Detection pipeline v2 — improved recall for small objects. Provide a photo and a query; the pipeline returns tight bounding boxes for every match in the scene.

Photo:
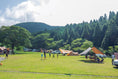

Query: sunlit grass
[0,52,118,79]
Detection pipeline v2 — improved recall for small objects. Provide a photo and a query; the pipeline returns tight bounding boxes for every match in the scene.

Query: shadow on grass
[16,53,28,54]
[113,66,118,69]
[79,60,104,64]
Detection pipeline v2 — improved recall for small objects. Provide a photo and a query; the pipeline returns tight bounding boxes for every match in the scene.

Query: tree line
[0,11,118,55]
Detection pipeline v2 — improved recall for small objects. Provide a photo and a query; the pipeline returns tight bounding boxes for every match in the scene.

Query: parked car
[113,59,118,66]
[52,50,60,54]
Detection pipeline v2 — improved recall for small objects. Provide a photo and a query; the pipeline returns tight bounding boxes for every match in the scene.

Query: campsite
[1,0,118,79]
[0,50,118,79]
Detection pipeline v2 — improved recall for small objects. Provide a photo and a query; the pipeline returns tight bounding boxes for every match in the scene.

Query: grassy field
[0,52,118,79]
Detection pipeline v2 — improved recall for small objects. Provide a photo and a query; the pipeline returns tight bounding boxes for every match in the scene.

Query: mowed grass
[0,52,118,79]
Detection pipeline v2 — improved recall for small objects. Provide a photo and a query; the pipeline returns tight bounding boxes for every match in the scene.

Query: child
[41,53,43,60]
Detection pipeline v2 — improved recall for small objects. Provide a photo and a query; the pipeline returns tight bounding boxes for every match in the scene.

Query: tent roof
[80,47,104,55]
[92,47,104,55]
[0,47,6,50]
[80,47,91,55]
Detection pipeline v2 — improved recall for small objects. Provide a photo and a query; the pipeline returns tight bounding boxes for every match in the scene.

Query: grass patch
[0,52,118,79]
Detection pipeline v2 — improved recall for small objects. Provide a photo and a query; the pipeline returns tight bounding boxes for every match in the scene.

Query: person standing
[44,49,46,59]
[6,48,9,58]
[85,55,88,59]
[57,53,59,58]
[112,53,115,65]
[49,50,51,57]
[53,53,55,58]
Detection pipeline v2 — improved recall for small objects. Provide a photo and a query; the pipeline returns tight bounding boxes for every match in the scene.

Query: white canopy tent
[79,47,91,55]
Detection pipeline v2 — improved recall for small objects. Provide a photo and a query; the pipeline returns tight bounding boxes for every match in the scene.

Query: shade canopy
[92,47,104,55]
[79,47,91,55]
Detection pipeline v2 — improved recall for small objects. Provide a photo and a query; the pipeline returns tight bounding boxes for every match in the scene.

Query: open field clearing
[0,52,118,79]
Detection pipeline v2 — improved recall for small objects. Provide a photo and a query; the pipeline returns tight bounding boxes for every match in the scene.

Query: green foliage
[15,22,62,33]
[1,11,118,54]
[108,46,114,53]
[114,45,118,52]
[81,40,93,49]
[71,38,83,48]
[71,38,93,52]
[32,33,51,49]
[63,44,71,50]
[0,26,31,54]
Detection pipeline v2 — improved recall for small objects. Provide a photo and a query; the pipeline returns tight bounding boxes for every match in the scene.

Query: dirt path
[0,70,118,78]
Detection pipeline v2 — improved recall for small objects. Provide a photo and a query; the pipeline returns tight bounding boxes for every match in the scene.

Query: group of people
[96,56,104,63]
[85,54,104,63]
[40,49,59,60]
[0,48,10,58]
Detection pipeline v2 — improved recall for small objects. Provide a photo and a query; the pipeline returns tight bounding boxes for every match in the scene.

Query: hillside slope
[15,22,62,33]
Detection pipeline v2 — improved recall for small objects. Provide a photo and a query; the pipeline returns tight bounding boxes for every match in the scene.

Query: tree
[109,11,115,20]
[92,23,102,47]
[32,33,51,49]
[114,45,118,52]
[0,26,31,54]
[81,40,93,50]
[71,38,93,52]
[108,46,114,54]
[115,12,118,26]
[51,40,64,50]
[63,44,71,50]
[101,18,118,49]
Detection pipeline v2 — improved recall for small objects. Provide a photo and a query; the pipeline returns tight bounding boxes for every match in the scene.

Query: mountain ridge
[14,22,63,33]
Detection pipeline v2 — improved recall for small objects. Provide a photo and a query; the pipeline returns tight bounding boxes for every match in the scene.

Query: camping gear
[0,63,3,65]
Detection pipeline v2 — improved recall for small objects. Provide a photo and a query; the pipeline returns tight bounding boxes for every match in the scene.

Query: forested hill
[33,11,118,50]
[15,22,63,33]
[15,11,118,50]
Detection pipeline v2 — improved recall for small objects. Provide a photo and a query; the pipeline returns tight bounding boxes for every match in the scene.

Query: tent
[79,47,105,57]
[79,47,91,55]
[59,48,72,54]
[0,47,6,50]
[59,48,78,56]
[0,47,6,54]
[67,51,78,56]
[92,47,104,55]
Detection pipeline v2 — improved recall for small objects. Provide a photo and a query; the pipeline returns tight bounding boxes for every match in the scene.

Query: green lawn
[0,52,118,79]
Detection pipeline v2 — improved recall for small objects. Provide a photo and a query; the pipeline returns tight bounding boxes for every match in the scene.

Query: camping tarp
[92,47,104,55]
[67,52,78,56]
[80,47,91,55]
[59,48,72,54]
[0,47,6,50]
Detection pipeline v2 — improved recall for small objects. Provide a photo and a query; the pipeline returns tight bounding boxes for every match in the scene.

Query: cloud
[0,0,59,26]
[0,0,118,26]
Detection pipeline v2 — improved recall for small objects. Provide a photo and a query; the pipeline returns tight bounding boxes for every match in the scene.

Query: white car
[113,59,118,66]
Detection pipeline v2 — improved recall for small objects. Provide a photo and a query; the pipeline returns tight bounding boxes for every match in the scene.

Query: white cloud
[0,0,118,26]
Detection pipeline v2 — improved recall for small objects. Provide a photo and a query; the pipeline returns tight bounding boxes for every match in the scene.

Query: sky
[0,0,118,26]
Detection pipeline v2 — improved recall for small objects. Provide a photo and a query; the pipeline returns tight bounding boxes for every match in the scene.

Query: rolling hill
[15,22,63,33]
